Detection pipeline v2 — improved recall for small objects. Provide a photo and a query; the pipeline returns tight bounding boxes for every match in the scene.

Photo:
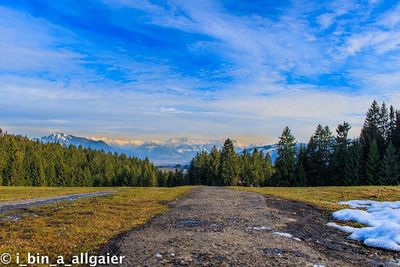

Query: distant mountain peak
[35,133,113,152]
[33,133,278,166]
[166,137,191,145]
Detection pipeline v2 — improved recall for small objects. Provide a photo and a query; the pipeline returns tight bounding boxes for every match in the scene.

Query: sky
[1,0,400,145]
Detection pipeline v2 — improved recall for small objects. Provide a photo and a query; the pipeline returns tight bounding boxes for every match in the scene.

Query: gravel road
[103,187,398,266]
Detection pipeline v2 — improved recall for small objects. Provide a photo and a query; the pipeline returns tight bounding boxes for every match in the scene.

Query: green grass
[0,186,193,263]
[230,186,400,210]
[0,186,110,201]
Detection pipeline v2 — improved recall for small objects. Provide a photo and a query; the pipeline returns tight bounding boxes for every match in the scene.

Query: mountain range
[34,133,279,165]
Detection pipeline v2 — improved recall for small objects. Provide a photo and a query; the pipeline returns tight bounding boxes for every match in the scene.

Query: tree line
[0,131,181,187]
[187,100,400,186]
[1,100,399,187]
[187,141,273,186]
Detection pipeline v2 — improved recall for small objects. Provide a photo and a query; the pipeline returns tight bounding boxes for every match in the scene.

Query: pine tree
[240,149,252,186]
[252,148,265,186]
[365,139,380,185]
[393,110,400,152]
[263,153,274,186]
[295,145,307,186]
[380,142,399,185]
[361,100,381,146]
[388,105,396,143]
[198,152,211,185]
[379,102,389,151]
[187,158,197,185]
[9,149,25,185]
[82,166,93,186]
[28,152,45,186]
[343,140,362,185]
[272,127,297,186]
[219,139,239,186]
[174,168,184,186]
[306,125,334,186]
[360,101,383,178]
[208,146,220,185]
[331,122,351,185]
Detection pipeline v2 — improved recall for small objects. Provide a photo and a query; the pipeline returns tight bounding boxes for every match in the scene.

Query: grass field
[231,186,400,210]
[0,186,193,263]
[0,186,110,201]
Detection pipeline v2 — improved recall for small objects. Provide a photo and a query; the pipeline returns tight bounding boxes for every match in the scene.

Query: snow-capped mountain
[119,139,222,165]
[34,133,281,165]
[34,133,113,152]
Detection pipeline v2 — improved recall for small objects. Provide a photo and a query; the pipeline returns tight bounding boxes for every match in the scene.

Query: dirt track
[103,187,399,266]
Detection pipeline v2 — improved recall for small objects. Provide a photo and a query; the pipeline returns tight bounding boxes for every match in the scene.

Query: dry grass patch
[230,186,400,210]
[0,186,108,201]
[0,186,192,263]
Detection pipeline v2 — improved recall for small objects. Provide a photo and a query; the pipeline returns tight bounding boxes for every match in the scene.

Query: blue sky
[1,0,400,144]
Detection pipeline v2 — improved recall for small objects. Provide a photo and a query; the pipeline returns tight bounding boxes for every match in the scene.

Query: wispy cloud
[0,0,399,144]
[340,2,400,56]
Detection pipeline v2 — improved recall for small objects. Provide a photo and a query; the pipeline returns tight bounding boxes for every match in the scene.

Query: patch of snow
[326,222,356,233]
[253,226,271,231]
[273,232,293,238]
[155,253,162,258]
[273,232,301,241]
[0,215,21,222]
[327,200,400,251]
[338,200,400,210]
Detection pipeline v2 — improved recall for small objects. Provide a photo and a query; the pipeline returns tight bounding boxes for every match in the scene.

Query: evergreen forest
[1,100,399,187]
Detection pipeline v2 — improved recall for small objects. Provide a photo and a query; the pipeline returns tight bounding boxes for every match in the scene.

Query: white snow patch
[155,253,162,258]
[253,226,271,231]
[326,222,356,233]
[327,200,400,251]
[273,232,301,241]
[273,232,293,238]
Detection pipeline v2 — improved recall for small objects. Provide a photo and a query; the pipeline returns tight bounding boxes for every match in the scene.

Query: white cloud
[159,107,193,114]
[0,7,84,75]
[2,1,400,145]
[378,3,400,28]
[340,3,400,56]
[343,30,400,56]
[316,0,358,29]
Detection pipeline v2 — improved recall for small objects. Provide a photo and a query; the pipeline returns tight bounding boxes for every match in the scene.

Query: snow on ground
[253,226,271,231]
[273,232,301,241]
[327,200,400,251]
